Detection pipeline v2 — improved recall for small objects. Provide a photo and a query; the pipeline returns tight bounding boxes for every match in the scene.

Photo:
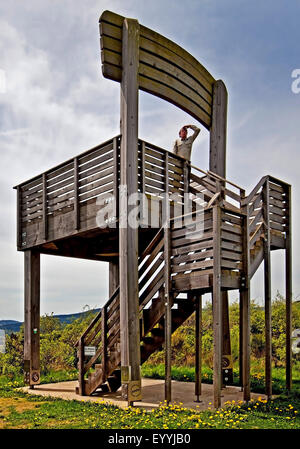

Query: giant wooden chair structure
[14,11,292,408]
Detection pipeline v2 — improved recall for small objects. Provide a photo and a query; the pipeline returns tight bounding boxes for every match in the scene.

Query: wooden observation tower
[14,11,292,408]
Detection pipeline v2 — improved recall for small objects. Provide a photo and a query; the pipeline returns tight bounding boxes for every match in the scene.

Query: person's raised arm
[186,124,200,142]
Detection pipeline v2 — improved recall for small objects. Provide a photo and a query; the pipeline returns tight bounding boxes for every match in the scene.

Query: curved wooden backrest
[99,10,215,130]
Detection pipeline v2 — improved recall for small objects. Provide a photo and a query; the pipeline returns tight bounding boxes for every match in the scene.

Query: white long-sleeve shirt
[172,125,200,161]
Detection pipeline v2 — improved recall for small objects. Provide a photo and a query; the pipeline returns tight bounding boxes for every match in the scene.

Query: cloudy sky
[0,0,299,321]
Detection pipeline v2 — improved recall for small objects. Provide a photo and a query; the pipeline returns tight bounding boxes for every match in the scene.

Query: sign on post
[84,346,96,357]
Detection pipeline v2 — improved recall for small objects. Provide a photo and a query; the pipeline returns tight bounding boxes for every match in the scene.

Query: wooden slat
[269,181,284,194]
[172,232,213,249]
[172,258,213,273]
[47,162,74,182]
[47,176,74,195]
[221,259,241,270]
[222,222,242,236]
[79,175,114,196]
[139,254,164,291]
[269,221,285,232]
[139,239,164,278]
[221,240,242,252]
[139,61,211,116]
[78,150,113,174]
[172,239,214,256]
[79,142,114,166]
[139,270,164,309]
[172,249,213,265]
[269,213,286,224]
[221,250,243,262]
[269,204,286,217]
[79,183,113,203]
[269,197,285,208]
[221,231,242,243]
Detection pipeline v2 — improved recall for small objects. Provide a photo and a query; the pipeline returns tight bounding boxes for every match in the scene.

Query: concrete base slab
[22,378,268,411]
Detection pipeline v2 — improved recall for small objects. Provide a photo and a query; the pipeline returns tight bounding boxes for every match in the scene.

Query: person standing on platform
[172,124,200,161]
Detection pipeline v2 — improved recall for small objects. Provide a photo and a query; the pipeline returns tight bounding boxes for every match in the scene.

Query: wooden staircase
[75,172,290,396]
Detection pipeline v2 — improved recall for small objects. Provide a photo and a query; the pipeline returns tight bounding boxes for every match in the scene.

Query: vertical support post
[113,137,119,223]
[164,150,172,404]
[78,336,85,396]
[241,205,250,402]
[119,17,141,405]
[285,184,292,391]
[164,226,172,404]
[101,307,107,383]
[195,295,202,401]
[109,262,119,297]
[209,84,231,394]
[24,250,40,388]
[239,291,244,389]
[183,160,189,194]
[262,179,272,398]
[140,141,146,225]
[74,157,80,231]
[16,186,22,249]
[239,189,246,390]
[42,173,48,241]
[212,205,222,408]
[222,291,233,386]
[209,80,227,179]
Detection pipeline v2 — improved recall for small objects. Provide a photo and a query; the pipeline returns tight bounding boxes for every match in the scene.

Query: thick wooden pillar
[222,291,233,386]
[24,250,40,387]
[285,185,292,390]
[262,180,272,398]
[212,205,222,408]
[210,80,232,391]
[164,226,172,404]
[239,292,243,389]
[241,208,250,401]
[119,17,141,404]
[109,261,119,296]
[195,295,202,401]
[209,80,227,179]
[241,288,250,401]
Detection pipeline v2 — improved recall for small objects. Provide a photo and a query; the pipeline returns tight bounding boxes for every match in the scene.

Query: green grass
[0,380,299,429]
[0,366,299,429]
[0,369,78,389]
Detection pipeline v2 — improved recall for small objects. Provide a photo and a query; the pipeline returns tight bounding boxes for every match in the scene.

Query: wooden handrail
[241,176,268,206]
[75,286,120,347]
[139,226,164,260]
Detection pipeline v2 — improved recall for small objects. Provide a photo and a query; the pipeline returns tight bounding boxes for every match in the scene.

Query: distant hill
[0,309,101,334]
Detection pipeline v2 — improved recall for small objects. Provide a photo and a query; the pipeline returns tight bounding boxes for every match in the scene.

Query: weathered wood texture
[241,203,250,402]
[195,295,202,400]
[209,80,227,178]
[262,180,272,398]
[24,250,40,386]
[15,134,246,255]
[212,205,222,408]
[119,18,141,401]
[99,10,215,129]
[285,185,292,390]
[164,226,172,403]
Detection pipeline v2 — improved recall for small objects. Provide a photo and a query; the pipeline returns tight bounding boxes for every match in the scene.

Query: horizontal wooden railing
[15,134,246,249]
